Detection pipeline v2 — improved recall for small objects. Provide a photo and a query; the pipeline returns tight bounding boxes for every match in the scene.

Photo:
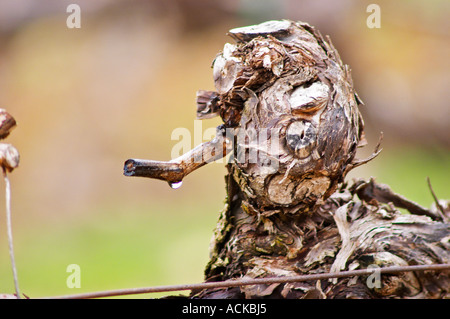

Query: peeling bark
[199,177,449,299]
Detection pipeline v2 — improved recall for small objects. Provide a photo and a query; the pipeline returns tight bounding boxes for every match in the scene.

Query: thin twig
[3,168,20,298]
[344,132,383,175]
[427,177,447,222]
[46,263,450,299]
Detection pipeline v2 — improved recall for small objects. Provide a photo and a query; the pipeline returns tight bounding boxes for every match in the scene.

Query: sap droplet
[168,181,183,189]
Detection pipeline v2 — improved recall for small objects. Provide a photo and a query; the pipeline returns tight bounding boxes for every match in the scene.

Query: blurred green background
[0,0,448,298]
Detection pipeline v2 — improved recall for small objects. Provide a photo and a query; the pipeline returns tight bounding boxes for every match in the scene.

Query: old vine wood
[124,20,449,299]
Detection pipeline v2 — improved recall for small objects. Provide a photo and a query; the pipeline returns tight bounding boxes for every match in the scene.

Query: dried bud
[0,109,17,140]
[0,143,20,172]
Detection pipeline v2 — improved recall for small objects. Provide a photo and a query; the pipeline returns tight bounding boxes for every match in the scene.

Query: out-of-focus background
[0,0,448,298]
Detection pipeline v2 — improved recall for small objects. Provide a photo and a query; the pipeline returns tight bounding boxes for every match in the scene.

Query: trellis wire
[47,263,450,299]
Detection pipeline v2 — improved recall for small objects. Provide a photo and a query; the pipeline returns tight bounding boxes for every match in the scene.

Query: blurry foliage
[0,0,448,297]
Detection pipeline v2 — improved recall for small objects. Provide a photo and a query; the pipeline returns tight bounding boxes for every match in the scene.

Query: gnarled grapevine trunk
[124,20,449,299]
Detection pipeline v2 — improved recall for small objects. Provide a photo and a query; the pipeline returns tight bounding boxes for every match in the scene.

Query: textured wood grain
[124,20,449,299]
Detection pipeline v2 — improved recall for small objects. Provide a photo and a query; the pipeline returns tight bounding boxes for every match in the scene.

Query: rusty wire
[46,263,450,299]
